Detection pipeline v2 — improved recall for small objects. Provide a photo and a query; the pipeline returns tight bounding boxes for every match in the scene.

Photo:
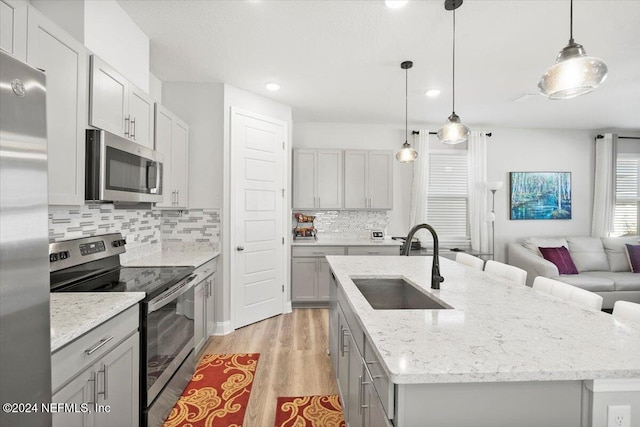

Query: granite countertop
[292,238,403,247]
[123,249,220,268]
[50,293,145,353]
[326,255,640,385]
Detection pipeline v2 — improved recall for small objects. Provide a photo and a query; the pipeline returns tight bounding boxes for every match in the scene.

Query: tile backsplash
[294,210,389,239]
[49,205,221,253]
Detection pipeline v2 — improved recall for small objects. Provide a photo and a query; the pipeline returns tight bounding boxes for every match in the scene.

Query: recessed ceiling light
[265,83,280,91]
[425,89,441,98]
[385,0,408,9]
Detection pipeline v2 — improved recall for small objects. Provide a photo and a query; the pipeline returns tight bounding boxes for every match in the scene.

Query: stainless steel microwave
[85,129,163,203]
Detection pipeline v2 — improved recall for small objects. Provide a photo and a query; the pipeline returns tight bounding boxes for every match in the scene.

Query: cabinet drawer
[346,246,399,256]
[193,258,217,284]
[52,305,139,393]
[292,246,346,257]
[364,337,393,418]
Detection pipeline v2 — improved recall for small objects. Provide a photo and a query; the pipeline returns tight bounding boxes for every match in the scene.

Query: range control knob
[49,253,58,263]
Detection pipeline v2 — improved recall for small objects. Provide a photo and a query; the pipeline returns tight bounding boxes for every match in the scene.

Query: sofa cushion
[552,274,615,292]
[582,271,640,291]
[566,237,609,272]
[626,244,640,273]
[602,237,640,272]
[523,237,568,255]
[539,246,578,274]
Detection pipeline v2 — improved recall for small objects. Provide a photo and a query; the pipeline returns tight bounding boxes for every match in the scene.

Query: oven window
[146,287,194,393]
[106,146,160,194]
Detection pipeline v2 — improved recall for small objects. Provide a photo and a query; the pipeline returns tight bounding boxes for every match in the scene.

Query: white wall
[293,122,413,237]
[148,72,162,103]
[488,127,596,262]
[162,82,224,210]
[84,0,149,91]
[30,0,85,42]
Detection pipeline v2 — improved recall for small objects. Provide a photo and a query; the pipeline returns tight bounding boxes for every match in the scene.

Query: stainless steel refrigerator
[0,49,52,426]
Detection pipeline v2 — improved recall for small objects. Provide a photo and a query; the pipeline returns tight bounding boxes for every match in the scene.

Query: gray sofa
[508,236,640,310]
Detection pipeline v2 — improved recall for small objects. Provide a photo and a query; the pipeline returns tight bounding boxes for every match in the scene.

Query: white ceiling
[118,0,640,130]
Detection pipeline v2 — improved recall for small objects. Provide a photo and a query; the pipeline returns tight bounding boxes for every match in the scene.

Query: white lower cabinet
[52,306,139,427]
[193,258,217,353]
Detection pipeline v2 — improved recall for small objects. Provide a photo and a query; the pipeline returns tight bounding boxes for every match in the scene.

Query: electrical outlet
[607,405,631,427]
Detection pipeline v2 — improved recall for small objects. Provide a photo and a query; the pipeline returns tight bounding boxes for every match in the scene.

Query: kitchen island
[327,255,640,427]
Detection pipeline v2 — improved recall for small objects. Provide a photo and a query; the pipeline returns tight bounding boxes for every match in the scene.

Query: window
[426,151,469,246]
[613,154,640,237]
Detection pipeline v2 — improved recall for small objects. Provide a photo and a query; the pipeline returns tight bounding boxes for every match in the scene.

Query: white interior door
[231,109,285,329]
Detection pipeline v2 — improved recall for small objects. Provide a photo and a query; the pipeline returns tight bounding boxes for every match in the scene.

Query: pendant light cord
[452,7,456,114]
[569,0,574,43]
[405,65,408,143]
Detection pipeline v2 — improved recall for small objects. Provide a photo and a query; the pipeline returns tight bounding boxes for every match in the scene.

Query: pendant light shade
[538,0,607,99]
[438,0,469,145]
[396,60,418,163]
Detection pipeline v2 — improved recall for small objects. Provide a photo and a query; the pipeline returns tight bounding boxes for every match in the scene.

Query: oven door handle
[147,275,196,313]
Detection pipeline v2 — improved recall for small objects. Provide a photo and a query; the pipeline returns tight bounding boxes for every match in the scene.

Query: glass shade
[437,112,469,145]
[538,42,608,100]
[395,141,418,163]
[487,181,503,191]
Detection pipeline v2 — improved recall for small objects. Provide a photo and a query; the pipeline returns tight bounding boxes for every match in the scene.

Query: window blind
[426,152,469,245]
[613,156,640,237]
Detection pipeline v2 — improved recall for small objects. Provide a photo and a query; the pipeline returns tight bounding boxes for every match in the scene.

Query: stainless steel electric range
[49,233,196,427]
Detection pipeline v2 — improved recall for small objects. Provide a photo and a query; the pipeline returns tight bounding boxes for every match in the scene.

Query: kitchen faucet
[401,224,444,290]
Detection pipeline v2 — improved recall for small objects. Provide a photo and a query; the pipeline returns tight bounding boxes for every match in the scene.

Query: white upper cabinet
[344,150,393,210]
[292,149,343,210]
[26,5,87,206]
[0,0,27,61]
[90,55,154,149]
[154,104,189,209]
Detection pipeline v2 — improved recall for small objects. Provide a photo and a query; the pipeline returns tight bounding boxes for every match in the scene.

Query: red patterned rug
[163,353,259,427]
[275,395,346,427]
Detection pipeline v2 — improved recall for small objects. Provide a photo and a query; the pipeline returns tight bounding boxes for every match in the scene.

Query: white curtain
[591,133,617,237]
[468,131,490,252]
[409,130,430,241]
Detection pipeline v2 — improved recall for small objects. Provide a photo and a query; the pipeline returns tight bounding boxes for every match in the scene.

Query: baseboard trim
[213,320,233,336]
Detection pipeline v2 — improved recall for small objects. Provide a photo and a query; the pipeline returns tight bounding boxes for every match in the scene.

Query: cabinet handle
[85,336,114,355]
[358,375,364,414]
[98,364,108,400]
[340,328,349,356]
[87,371,96,405]
[312,251,325,255]
[124,115,130,136]
[131,117,136,140]
[318,197,321,208]
[177,190,180,206]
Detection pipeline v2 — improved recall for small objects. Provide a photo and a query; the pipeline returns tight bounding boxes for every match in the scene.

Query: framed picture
[510,172,571,220]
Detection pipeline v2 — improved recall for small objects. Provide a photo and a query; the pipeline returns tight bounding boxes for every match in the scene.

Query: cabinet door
[364,377,392,427]
[317,259,331,301]
[27,6,87,206]
[90,55,129,138]
[205,275,216,337]
[128,85,154,149]
[336,309,350,420]
[368,151,393,209]
[52,368,94,427]
[348,333,364,427]
[317,150,343,209]
[344,150,368,209]
[194,282,206,353]
[328,272,339,374]
[94,332,139,427]
[0,0,27,61]
[292,149,317,209]
[154,105,173,207]
[291,258,317,302]
[172,119,189,208]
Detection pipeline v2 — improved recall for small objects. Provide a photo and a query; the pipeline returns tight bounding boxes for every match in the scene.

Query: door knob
[236,246,245,252]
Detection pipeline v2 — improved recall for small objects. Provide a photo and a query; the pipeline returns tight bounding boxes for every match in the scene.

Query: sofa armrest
[507,243,559,286]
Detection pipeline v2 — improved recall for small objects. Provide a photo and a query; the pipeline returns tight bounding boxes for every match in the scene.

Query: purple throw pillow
[625,244,640,273]
[538,246,579,275]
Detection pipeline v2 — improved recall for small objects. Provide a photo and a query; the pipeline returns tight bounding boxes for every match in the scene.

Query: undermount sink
[352,278,452,310]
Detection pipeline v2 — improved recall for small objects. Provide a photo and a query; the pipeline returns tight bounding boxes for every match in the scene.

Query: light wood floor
[200,308,339,426]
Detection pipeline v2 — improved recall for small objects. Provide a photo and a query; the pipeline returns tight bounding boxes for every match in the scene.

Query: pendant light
[396,60,418,163]
[437,0,469,145]
[538,0,608,99]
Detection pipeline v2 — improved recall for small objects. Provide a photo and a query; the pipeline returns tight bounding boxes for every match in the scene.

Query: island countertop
[326,255,640,384]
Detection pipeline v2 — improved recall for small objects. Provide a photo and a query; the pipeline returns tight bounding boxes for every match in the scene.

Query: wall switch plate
[607,405,631,427]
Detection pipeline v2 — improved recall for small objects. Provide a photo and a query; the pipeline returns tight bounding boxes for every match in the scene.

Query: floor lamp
[487,181,503,260]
